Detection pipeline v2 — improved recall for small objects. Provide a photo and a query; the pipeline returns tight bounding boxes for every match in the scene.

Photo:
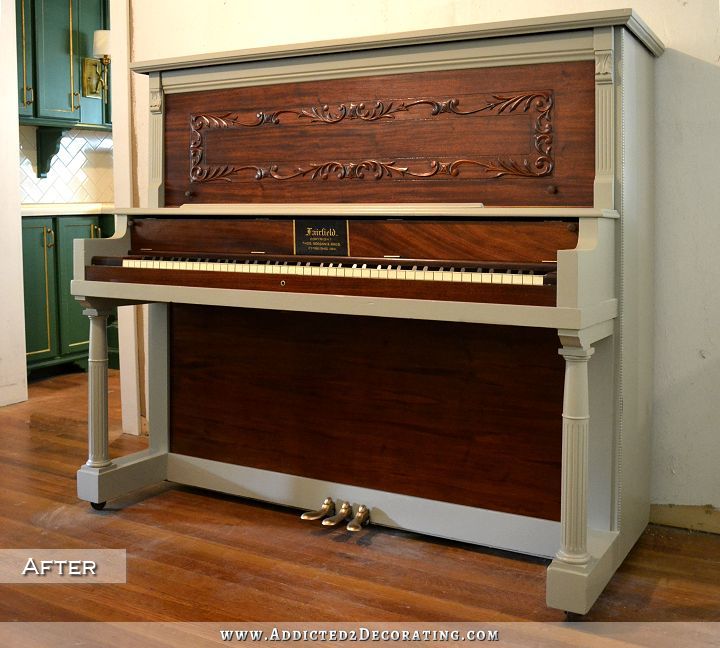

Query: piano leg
[77,304,167,508]
[556,346,594,566]
[84,308,113,470]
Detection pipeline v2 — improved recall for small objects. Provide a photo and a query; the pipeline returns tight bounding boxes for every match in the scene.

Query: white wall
[128,0,720,508]
[0,0,29,406]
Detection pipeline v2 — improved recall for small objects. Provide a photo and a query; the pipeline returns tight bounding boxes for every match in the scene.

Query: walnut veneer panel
[169,305,563,520]
[164,62,595,207]
[129,218,578,263]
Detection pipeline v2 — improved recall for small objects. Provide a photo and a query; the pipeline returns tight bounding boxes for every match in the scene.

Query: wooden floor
[0,370,719,622]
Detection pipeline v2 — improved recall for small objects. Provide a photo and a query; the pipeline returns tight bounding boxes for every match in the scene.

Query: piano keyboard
[120,257,551,286]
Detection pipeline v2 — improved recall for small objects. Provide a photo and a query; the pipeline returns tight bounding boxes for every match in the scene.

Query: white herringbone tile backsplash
[19,126,113,203]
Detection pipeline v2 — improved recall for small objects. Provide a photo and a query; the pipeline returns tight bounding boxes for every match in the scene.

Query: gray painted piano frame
[72,10,661,613]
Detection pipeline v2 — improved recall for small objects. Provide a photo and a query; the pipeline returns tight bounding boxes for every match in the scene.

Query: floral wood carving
[189,92,554,183]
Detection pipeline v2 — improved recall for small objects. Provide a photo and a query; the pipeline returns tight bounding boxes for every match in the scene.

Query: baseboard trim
[650,504,720,535]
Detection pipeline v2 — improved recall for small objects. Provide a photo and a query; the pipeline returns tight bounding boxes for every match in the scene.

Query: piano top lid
[130,8,663,75]
[109,204,615,219]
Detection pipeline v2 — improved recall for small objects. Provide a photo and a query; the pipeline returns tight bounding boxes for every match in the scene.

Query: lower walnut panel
[169,305,563,521]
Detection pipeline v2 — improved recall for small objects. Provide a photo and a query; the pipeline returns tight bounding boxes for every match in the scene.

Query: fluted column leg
[85,309,112,468]
[556,346,594,566]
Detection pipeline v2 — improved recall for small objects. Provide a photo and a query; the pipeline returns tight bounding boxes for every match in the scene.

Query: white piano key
[533,275,544,286]
[481,273,494,284]
[522,274,533,286]
[461,272,472,282]
[491,273,503,284]
[501,273,513,284]
[511,274,523,285]
[452,272,464,283]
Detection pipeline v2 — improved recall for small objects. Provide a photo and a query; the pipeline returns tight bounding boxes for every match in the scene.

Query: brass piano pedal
[346,504,370,532]
[300,497,335,521]
[321,500,353,526]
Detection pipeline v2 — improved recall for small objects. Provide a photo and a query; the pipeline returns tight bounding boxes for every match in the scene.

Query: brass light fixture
[82,30,110,102]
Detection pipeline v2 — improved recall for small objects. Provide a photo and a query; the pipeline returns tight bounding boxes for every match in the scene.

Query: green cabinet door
[57,216,99,355]
[22,218,59,362]
[16,0,35,118]
[34,0,81,123]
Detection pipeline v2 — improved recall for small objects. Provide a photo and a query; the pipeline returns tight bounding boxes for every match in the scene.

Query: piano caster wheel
[346,504,370,532]
[564,611,585,622]
[90,501,106,511]
[322,501,353,526]
[300,497,335,521]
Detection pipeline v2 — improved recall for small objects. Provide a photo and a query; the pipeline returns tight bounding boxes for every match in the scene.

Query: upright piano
[72,10,662,613]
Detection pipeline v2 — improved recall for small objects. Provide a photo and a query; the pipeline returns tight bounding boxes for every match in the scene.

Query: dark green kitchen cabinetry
[22,215,118,372]
[22,218,58,364]
[16,0,35,119]
[17,0,110,129]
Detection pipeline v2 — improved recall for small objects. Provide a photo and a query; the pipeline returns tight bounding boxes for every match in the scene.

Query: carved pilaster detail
[149,89,163,114]
[594,50,615,208]
[556,347,594,566]
[189,91,554,184]
[595,50,614,85]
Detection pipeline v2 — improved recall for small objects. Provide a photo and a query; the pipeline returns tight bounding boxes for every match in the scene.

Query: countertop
[21,203,115,217]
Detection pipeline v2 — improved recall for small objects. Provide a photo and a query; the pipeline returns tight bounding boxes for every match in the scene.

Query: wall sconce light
[82,30,111,102]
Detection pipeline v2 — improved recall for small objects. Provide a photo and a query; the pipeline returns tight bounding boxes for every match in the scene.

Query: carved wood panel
[164,61,595,206]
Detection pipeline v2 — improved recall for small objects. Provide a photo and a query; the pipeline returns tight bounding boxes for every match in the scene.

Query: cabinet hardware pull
[46,229,56,248]
[21,0,31,107]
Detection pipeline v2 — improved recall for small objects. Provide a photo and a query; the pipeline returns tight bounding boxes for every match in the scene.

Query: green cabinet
[56,217,100,356]
[22,218,58,363]
[17,0,110,128]
[22,215,118,372]
[16,0,35,119]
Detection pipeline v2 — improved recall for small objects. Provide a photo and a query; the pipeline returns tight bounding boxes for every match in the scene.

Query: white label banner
[0,549,126,583]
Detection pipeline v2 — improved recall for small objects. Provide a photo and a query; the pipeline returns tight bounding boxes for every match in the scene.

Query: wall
[127,0,720,509]
[0,0,28,406]
[19,126,114,203]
